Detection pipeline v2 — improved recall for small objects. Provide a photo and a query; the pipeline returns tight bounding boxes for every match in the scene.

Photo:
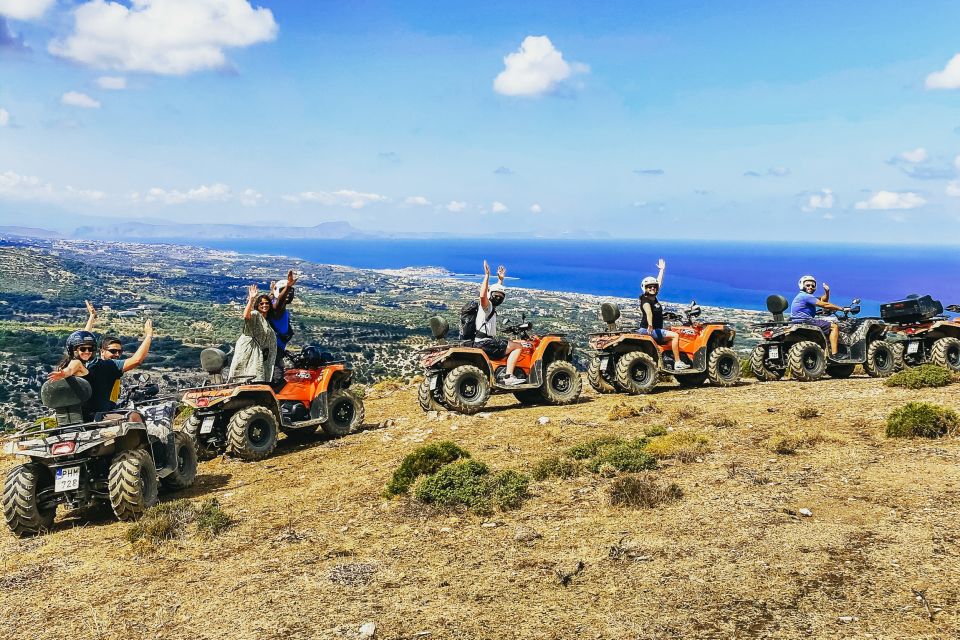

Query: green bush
[385,441,471,497]
[490,470,530,510]
[127,497,232,549]
[531,456,582,481]
[644,424,668,437]
[565,436,625,460]
[587,443,656,473]
[740,357,755,379]
[886,402,959,439]
[885,365,954,390]
[195,498,233,538]
[415,459,493,513]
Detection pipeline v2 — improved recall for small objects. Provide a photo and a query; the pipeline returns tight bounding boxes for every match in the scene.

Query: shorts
[476,337,509,360]
[638,328,669,343]
[793,317,833,335]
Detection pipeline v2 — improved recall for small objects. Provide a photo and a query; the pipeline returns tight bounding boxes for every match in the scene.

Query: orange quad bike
[587,301,740,394]
[880,296,960,372]
[180,345,364,461]
[417,315,582,415]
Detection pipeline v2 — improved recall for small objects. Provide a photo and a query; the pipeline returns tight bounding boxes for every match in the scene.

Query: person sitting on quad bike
[474,261,525,386]
[268,269,298,386]
[791,275,843,355]
[229,285,278,383]
[639,258,690,371]
[47,319,154,420]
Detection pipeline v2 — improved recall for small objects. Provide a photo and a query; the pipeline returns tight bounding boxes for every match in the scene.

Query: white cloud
[0,108,8,127]
[282,189,387,209]
[96,76,127,90]
[899,147,928,163]
[404,195,430,206]
[854,191,926,210]
[493,35,587,97]
[445,200,467,212]
[145,183,231,204]
[49,0,278,76]
[926,54,960,90]
[530,203,542,214]
[491,201,508,213]
[239,188,263,207]
[802,188,834,212]
[0,170,105,203]
[946,182,960,197]
[0,0,55,20]
[61,91,101,109]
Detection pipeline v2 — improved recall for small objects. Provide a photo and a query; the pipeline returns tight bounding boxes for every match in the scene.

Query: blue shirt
[791,292,819,320]
[269,309,292,348]
[82,358,127,415]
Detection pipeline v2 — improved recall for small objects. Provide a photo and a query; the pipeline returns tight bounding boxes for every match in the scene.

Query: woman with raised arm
[639,258,689,371]
[228,285,278,383]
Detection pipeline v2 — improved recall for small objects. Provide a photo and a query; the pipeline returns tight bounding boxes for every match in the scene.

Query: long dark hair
[255,294,275,319]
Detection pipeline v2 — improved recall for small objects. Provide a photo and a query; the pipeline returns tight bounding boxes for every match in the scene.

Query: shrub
[885,365,954,390]
[490,470,530,510]
[195,498,233,538]
[643,430,712,462]
[886,402,960,439]
[795,407,820,420]
[608,400,659,421]
[644,424,668,437]
[587,443,656,473]
[565,436,625,460]
[609,474,683,508]
[740,358,754,379]
[128,498,232,549]
[531,456,582,481]
[415,460,492,512]
[385,441,471,497]
[675,406,701,420]
[767,429,842,454]
[711,417,738,429]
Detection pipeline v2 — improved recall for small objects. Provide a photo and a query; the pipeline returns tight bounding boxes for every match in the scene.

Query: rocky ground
[1,374,958,640]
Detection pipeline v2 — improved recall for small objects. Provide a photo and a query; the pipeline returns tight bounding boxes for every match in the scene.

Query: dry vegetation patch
[609,473,684,508]
[886,402,959,439]
[885,365,955,389]
[643,429,713,461]
[767,428,845,454]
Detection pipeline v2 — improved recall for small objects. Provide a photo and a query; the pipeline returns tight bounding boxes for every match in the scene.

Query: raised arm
[47,359,88,381]
[479,260,491,308]
[83,300,97,332]
[655,258,666,287]
[122,319,153,372]
[243,284,258,320]
[274,269,298,314]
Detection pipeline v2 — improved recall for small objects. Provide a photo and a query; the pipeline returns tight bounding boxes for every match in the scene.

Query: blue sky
[2,0,960,241]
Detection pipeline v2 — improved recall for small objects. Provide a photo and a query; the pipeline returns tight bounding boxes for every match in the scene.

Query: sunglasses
[645,284,659,289]
[76,346,95,353]
[804,283,816,288]
[105,348,123,355]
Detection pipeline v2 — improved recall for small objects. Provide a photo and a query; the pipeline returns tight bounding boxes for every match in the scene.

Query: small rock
[440,527,452,533]
[339,525,349,532]
[426,411,438,421]
[477,412,492,419]
[799,508,813,517]
[513,527,542,542]
[481,522,498,528]
[379,418,396,428]
[836,616,858,623]
[537,416,550,425]
[359,621,377,638]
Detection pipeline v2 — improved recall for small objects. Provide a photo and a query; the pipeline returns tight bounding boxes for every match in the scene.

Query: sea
[152,238,959,316]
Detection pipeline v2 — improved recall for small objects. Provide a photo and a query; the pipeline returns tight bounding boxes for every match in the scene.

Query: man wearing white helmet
[267,269,298,385]
[790,275,843,355]
[476,260,524,385]
[639,258,690,370]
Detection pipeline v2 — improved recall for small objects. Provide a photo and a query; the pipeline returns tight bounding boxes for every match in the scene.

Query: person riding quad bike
[638,259,690,372]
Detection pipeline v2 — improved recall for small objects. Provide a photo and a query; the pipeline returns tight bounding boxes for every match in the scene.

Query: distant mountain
[72,220,367,240]
[0,226,64,239]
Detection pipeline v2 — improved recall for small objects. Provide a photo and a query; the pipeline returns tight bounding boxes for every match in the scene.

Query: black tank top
[639,293,663,330]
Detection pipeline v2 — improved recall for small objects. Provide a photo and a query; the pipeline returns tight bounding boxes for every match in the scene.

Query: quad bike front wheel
[586,357,616,394]
[108,449,159,521]
[442,364,491,414]
[418,377,446,412]
[787,341,827,382]
[160,431,198,491]
[614,351,659,394]
[826,364,856,379]
[749,344,784,381]
[182,414,219,461]
[707,347,741,387]
[2,464,56,537]
[226,405,279,461]
[540,360,582,405]
[322,390,365,437]
[931,337,960,372]
[864,340,899,378]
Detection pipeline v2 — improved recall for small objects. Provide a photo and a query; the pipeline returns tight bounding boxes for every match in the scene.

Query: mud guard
[309,392,329,422]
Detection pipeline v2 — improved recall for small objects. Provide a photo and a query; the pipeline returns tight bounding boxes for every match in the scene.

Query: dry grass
[767,428,846,454]
[643,429,713,462]
[609,473,684,508]
[607,399,659,420]
[1,376,960,639]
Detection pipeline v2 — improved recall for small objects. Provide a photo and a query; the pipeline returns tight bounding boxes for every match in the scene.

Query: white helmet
[489,283,506,296]
[641,276,659,290]
[798,275,817,290]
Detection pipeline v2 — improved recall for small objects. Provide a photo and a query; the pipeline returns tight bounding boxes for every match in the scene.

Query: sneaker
[673,361,691,371]
[501,375,525,386]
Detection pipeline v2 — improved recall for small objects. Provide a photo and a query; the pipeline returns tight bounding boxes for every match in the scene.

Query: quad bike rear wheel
[707,347,741,387]
[182,414,219,461]
[2,464,55,537]
[108,448,159,521]
[442,364,490,414]
[586,357,616,394]
[160,431,198,491]
[540,360,582,405]
[864,340,899,378]
[322,390,365,437]
[749,344,783,381]
[826,364,856,379]
[418,377,446,411]
[614,351,659,394]
[787,341,826,382]
[226,405,278,461]
[931,337,960,372]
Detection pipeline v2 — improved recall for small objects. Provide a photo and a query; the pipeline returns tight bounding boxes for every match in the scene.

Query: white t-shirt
[475,299,498,339]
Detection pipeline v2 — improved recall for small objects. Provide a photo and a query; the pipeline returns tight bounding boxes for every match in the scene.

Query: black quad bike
[2,376,197,537]
[750,295,900,382]
[881,295,960,372]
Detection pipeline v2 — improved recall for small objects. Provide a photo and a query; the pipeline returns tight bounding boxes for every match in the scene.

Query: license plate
[768,345,780,359]
[906,342,919,354]
[55,466,80,492]
[200,416,215,434]
[429,376,438,390]
[600,357,610,369]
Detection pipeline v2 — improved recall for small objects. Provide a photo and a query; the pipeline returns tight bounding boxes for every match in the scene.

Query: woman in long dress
[228,284,278,382]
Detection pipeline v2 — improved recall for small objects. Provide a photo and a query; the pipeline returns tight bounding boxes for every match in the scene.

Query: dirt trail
[1,376,959,640]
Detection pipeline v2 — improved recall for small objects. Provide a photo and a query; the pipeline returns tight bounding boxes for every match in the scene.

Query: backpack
[459,301,495,340]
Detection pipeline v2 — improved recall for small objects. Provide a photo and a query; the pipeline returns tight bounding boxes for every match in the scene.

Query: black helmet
[66,330,97,350]
[299,345,323,368]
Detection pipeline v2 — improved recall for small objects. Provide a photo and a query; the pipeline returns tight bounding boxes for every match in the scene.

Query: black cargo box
[880,295,943,323]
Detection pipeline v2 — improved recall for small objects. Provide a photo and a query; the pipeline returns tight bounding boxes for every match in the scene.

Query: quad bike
[180,345,364,461]
[587,301,740,394]
[2,375,197,537]
[750,295,899,382]
[417,315,582,414]
[880,295,960,372]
